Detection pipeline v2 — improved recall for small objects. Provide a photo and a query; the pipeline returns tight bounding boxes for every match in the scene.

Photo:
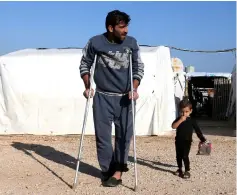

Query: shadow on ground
[128,156,176,174]
[11,142,101,188]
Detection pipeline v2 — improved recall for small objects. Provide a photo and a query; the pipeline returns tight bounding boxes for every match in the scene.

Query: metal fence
[212,77,231,120]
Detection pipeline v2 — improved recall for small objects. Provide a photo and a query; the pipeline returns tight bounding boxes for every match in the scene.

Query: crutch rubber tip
[134,186,138,192]
[72,183,77,190]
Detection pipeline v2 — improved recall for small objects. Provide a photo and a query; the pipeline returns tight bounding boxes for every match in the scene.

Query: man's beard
[114,33,126,43]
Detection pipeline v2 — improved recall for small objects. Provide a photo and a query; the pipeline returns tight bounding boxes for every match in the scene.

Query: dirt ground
[0,122,236,195]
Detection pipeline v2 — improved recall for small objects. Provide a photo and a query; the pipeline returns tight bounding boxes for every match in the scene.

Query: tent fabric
[0,46,176,136]
[173,72,186,117]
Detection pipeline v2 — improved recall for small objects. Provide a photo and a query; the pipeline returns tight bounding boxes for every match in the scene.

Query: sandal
[102,176,122,187]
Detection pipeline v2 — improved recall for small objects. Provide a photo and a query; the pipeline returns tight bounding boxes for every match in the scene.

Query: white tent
[0,46,176,136]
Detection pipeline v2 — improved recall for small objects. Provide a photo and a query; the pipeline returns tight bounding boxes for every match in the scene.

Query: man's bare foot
[112,171,122,180]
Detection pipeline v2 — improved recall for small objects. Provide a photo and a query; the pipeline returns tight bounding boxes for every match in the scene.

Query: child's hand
[180,116,187,121]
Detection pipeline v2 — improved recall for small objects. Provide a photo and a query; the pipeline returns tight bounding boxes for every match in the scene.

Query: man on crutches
[78,10,144,188]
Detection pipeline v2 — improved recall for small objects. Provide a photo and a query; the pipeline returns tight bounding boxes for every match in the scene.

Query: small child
[172,98,206,179]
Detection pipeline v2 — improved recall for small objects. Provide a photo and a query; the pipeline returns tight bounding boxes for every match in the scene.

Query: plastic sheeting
[0,46,176,135]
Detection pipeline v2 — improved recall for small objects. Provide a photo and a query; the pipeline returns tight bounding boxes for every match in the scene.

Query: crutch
[125,48,138,191]
[72,55,97,190]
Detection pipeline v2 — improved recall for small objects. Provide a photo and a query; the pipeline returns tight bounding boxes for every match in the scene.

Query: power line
[34,45,237,54]
[140,44,236,53]
[166,46,236,53]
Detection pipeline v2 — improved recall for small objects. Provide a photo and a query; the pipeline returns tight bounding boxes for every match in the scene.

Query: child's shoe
[173,169,183,177]
[183,171,191,179]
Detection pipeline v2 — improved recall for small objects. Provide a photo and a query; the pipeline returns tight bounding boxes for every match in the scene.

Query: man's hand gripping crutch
[72,55,97,190]
[125,48,138,192]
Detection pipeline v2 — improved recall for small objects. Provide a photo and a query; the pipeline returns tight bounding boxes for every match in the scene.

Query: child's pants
[93,92,133,173]
[175,140,192,171]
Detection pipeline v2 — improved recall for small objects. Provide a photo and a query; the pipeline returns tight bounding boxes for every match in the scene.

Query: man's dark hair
[179,97,193,109]
[105,10,131,31]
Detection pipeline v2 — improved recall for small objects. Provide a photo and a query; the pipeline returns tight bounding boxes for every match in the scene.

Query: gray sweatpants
[92,91,133,173]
